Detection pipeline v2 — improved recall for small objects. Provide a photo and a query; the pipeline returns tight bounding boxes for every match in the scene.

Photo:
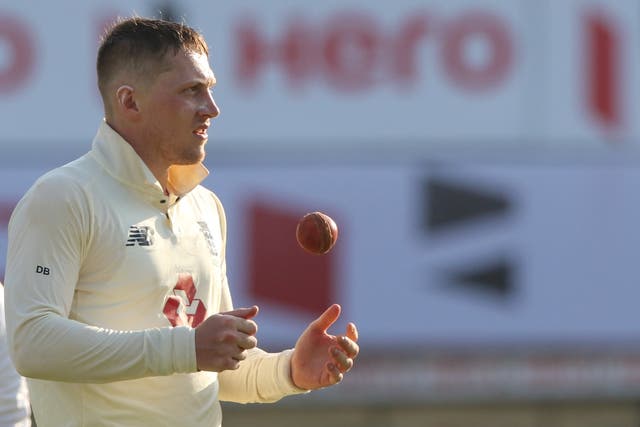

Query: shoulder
[10,155,96,226]
[190,185,225,212]
[188,185,227,235]
[28,154,96,196]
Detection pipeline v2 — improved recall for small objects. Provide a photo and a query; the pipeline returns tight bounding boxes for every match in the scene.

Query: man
[4,17,358,426]
[0,284,31,427]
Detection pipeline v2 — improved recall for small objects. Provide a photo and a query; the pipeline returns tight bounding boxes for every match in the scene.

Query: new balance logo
[125,225,154,247]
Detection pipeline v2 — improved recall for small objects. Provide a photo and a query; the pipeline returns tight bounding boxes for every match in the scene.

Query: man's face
[137,50,219,166]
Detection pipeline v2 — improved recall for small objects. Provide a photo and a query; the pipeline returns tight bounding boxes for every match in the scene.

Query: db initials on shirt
[35,265,50,275]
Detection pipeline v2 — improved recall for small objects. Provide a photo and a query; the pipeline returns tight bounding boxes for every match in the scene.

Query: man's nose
[201,93,220,119]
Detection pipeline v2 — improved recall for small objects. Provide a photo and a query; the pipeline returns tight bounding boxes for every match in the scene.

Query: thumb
[311,304,341,333]
[222,305,259,320]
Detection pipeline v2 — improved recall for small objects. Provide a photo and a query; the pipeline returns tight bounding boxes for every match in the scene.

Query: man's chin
[175,151,206,165]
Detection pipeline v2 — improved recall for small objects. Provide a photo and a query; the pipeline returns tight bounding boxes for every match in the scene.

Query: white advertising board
[1,0,639,156]
[3,155,640,351]
[212,160,640,349]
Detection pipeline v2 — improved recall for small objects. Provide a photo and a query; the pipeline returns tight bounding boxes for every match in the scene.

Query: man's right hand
[194,306,259,372]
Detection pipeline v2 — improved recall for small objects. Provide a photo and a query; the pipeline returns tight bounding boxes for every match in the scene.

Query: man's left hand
[290,304,359,390]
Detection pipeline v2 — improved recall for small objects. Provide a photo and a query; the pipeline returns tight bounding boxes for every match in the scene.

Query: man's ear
[115,85,139,117]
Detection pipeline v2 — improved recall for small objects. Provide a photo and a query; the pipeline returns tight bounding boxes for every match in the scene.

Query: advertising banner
[3,157,640,351]
[1,0,639,157]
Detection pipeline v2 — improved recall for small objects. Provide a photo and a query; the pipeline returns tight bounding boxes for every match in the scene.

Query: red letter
[235,17,315,89]
[392,13,430,86]
[586,11,620,128]
[0,15,35,94]
[322,12,380,91]
[441,11,512,91]
[235,19,268,87]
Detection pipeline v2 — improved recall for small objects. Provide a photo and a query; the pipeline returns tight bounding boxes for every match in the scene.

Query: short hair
[97,17,209,100]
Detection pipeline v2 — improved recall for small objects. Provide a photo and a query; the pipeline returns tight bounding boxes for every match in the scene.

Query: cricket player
[4,17,358,427]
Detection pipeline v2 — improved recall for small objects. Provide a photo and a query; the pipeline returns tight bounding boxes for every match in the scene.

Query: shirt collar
[90,120,209,198]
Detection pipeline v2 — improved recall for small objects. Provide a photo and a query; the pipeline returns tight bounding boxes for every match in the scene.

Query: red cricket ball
[295,211,338,255]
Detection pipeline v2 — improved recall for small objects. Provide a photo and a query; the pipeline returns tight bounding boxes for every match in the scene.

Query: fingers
[311,304,341,333]
[222,305,259,320]
[329,332,359,375]
[229,318,258,365]
[346,322,358,342]
[342,329,359,359]
[326,362,343,385]
[331,346,354,372]
[221,306,259,335]
[230,334,258,366]
[236,334,258,351]
[236,318,258,336]
[194,307,260,372]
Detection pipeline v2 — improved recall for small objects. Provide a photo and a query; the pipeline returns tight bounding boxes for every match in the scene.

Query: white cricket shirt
[4,122,303,427]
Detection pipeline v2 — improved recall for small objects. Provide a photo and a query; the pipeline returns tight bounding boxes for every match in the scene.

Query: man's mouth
[193,124,209,138]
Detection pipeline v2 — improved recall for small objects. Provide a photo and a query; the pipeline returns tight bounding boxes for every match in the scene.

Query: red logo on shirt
[163,274,207,327]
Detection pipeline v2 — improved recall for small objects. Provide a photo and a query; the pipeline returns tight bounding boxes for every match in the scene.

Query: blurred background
[3,0,640,426]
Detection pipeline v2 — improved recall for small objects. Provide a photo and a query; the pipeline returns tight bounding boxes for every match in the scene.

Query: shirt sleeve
[209,192,308,403]
[217,348,308,403]
[4,173,197,383]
